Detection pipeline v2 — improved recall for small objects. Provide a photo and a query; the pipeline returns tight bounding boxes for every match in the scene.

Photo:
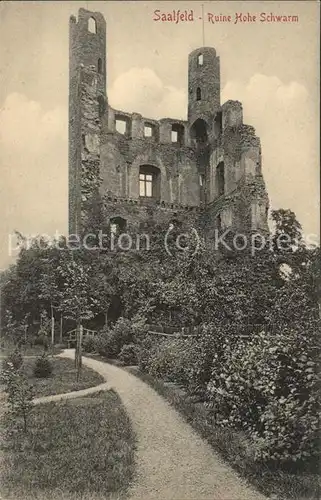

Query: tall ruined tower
[188,47,221,207]
[68,8,269,245]
[188,47,220,124]
[69,8,107,235]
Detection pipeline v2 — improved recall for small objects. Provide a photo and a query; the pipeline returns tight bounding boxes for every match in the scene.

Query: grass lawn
[22,357,105,397]
[0,390,136,500]
[126,366,320,500]
[0,343,63,357]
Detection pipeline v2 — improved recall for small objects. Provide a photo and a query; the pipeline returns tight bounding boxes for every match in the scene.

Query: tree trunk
[60,314,63,344]
[76,323,83,382]
[75,322,80,370]
[51,304,55,356]
[79,324,83,370]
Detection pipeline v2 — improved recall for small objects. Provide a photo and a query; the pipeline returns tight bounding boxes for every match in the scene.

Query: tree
[271,208,303,254]
[1,362,34,433]
[58,251,98,380]
[89,254,117,326]
[39,255,61,350]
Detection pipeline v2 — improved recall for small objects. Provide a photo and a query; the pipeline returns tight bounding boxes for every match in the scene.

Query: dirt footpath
[61,350,267,500]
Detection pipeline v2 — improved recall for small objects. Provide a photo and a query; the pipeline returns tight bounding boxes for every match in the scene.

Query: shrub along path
[61,349,267,500]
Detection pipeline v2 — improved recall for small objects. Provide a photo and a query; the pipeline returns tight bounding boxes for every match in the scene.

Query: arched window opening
[197,54,203,66]
[139,165,161,201]
[214,111,222,137]
[216,162,225,197]
[196,87,201,101]
[98,58,102,74]
[110,217,127,236]
[171,123,185,146]
[88,17,97,34]
[98,95,106,117]
[190,118,208,144]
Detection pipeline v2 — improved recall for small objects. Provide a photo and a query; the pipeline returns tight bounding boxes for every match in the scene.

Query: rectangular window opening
[139,181,145,196]
[139,173,153,197]
[171,124,185,145]
[171,130,178,143]
[144,125,153,137]
[115,119,127,135]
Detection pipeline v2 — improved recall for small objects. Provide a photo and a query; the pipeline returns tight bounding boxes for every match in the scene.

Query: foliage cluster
[1,208,320,467]
[119,343,139,365]
[140,319,320,464]
[89,315,148,360]
[3,348,23,371]
[33,354,53,378]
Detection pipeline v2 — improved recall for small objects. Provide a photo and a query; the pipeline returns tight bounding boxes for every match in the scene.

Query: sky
[0,0,320,268]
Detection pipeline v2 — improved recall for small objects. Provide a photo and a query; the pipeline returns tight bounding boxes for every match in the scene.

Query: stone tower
[69,8,269,245]
[69,9,107,235]
[188,47,220,123]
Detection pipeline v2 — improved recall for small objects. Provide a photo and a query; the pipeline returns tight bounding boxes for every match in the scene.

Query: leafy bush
[3,348,23,371]
[131,314,149,342]
[93,328,117,357]
[205,325,320,463]
[95,316,147,359]
[184,324,224,395]
[111,317,134,354]
[140,337,195,386]
[138,322,320,465]
[137,336,155,372]
[119,343,138,365]
[140,324,221,394]
[34,334,49,350]
[33,354,53,378]
[82,335,96,353]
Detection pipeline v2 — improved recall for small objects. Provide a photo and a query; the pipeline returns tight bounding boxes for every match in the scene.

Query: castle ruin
[69,8,269,242]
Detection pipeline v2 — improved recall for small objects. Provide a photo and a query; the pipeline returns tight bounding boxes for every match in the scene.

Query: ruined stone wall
[204,100,269,237]
[102,197,200,230]
[100,107,200,209]
[68,8,270,239]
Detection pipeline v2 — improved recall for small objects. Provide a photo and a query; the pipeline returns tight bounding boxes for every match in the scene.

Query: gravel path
[60,350,267,500]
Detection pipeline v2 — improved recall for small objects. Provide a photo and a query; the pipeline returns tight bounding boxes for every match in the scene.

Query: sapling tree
[1,363,34,434]
[58,251,98,380]
[39,256,61,352]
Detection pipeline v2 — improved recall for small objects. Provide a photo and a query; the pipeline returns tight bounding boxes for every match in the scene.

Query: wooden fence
[65,323,312,346]
[66,328,99,348]
[145,323,288,339]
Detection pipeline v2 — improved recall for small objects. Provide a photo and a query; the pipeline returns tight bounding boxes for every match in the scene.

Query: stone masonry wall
[69,8,270,240]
